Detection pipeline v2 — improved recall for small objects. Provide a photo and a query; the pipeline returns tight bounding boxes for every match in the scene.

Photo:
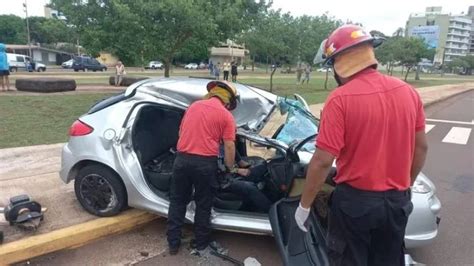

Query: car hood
[126,78,278,132]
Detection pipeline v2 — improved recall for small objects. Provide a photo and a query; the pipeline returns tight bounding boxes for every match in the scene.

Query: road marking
[425,124,435,133]
[442,127,472,145]
[426,118,474,126]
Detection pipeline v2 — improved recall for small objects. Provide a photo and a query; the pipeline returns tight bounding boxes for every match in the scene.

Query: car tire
[74,69,79,72]
[74,164,127,217]
[10,67,17,72]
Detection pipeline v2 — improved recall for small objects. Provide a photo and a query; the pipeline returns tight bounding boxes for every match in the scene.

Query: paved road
[410,90,474,265]
[21,91,473,266]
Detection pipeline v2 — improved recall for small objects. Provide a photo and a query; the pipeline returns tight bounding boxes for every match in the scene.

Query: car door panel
[269,197,329,266]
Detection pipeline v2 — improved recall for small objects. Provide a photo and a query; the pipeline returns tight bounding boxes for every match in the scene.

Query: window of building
[426,20,435,26]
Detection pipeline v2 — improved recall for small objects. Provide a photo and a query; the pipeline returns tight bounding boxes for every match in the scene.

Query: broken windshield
[274,98,319,152]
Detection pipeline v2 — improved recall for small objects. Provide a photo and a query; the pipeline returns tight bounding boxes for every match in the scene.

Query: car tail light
[69,120,94,136]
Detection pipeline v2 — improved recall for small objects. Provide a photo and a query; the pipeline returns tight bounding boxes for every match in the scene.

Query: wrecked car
[60,77,441,264]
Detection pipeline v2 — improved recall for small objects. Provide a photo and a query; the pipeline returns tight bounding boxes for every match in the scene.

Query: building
[406,6,473,64]
[5,44,73,65]
[468,6,474,54]
[209,40,249,65]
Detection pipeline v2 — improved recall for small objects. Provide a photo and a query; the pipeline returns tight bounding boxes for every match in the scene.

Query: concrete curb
[422,87,474,108]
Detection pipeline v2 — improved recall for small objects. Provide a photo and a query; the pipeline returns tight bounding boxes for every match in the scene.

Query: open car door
[269,197,329,266]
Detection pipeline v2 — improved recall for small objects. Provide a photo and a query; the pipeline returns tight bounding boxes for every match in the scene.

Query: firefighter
[295,25,428,266]
[167,80,239,256]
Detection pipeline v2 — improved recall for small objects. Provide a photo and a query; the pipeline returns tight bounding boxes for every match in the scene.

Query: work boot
[169,245,180,255]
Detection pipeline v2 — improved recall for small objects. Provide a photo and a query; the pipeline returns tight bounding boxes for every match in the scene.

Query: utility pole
[23,0,32,58]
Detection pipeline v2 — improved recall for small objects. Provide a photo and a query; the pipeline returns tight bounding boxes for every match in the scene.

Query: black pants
[223,71,229,81]
[327,184,412,266]
[167,153,218,250]
[225,163,271,213]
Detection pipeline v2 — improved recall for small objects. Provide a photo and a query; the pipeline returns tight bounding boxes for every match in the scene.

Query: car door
[269,197,329,266]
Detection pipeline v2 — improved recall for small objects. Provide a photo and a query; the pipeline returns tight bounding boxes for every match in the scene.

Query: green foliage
[0,15,27,44]
[376,36,435,80]
[51,0,268,76]
[240,11,340,66]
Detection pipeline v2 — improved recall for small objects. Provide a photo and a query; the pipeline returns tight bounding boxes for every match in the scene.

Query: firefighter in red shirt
[295,25,428,265]
[167,80,239,255]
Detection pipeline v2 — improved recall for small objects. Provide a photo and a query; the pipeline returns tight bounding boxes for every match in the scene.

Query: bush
[15,78,76,93]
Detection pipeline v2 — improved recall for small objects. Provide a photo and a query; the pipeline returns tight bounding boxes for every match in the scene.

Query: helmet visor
[313,39,327,65]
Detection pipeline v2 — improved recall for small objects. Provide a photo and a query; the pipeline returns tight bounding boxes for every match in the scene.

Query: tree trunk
[270,66,277,92]
[324,69,329,90]
[401,66,404,76]
[404,66,412,81]
[164,59,171,77]
[415,65,420,80]
[252,55,255,72]
[266,56,269,74]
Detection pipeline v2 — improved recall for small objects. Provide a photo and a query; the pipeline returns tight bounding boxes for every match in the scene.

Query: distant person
[231,61,238,82]
[213,62,221,80]
[296,62,303,84]
[0,43,11,91]
[209,61,214,75]
[223,60,230,81]
[301,64,311,84]
[115,61,126,86]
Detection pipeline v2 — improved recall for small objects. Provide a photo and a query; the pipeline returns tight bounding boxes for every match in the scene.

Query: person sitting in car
[221,150,272,213]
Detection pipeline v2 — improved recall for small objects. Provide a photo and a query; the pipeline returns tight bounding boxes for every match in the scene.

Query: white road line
[442,127,472,145]
[426,118,474,126]
[425,124,435,133]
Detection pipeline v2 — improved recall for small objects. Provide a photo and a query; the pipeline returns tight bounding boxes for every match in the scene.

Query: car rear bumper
[59,144,74,183]
[405,193,441,248]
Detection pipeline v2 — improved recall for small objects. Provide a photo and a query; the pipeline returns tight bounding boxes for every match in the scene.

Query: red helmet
[322,24,383,66]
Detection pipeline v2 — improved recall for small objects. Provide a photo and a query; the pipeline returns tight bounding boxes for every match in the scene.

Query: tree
[396,37,435,81]
[0,15,27,44]
[51,0,268,76]
[28,16,74,44]
[447,57,469,73]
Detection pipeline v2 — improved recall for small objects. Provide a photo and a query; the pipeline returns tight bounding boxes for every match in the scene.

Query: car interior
[132,104,337,215]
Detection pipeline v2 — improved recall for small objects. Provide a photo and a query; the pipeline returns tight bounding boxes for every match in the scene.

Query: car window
[16,56,24,62]
[275,98,319,152]
[91,59,99,65]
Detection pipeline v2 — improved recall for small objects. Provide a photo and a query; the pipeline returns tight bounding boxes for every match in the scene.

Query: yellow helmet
[206,80,239,110]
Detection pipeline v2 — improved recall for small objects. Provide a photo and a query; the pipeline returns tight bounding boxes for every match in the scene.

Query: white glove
[295,202,310,232]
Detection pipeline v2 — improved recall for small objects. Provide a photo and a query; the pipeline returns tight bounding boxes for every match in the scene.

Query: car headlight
[411,179,432,194]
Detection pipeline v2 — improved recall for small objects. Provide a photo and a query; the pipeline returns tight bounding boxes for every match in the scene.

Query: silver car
[60,78,441,264]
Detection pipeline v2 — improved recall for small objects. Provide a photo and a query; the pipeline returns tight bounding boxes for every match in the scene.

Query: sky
[0,0,472,35]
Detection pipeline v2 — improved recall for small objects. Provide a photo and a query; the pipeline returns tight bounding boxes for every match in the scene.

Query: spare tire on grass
[109,76,149,86]
[16,78,76,93]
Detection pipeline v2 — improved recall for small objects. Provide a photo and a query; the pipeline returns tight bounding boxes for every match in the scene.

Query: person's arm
[223,140,236,170]
[410,131,428,185]
[222,112,237,170]
[411,93,428,185]
[300,149,335,208]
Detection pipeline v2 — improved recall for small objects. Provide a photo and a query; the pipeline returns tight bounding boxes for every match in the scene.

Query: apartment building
[406,6,472,64]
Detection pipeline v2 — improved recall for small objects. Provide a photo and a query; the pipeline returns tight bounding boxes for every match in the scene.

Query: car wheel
[74,69,79,72]
[74,164,127,217]
[10,67,17,72]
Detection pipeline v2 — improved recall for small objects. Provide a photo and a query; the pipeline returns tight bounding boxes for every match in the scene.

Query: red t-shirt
[177,97,236,156]
[316,68,425,191]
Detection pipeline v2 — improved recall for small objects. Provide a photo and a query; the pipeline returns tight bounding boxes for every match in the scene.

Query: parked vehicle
[145,61,163,70]
[60,78,441,264]
[184,63,198,69]
[72,56,107,72]
[7,53,47,72]
[61,59,74,69]
[316,67,332,72]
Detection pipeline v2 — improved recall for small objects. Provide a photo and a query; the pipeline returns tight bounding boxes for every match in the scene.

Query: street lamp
[23,0,32,58]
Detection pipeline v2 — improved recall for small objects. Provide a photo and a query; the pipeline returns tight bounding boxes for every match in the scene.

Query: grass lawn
[0,93,114,148]
[1,70,473,149]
